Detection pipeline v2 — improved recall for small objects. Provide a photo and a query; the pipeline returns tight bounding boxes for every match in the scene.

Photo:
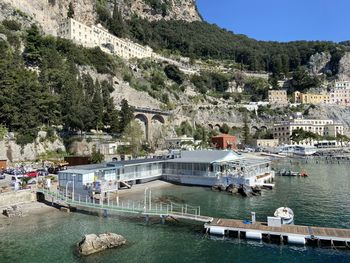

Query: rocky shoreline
[212,184,263,197]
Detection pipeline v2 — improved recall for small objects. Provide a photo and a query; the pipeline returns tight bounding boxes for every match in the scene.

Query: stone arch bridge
[206,122,270,133]
[133,107,172,141]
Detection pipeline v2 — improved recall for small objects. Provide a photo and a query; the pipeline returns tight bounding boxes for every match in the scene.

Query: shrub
[2,20,22,31]
[164,64,184,85]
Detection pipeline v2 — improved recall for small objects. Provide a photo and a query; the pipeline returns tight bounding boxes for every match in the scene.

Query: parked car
[36,169,48,176]
[27,178,37,185]
[24,171,38,178]
[0,173,5,179]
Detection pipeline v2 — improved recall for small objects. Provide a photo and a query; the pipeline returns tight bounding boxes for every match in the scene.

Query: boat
[278,145,317,156]
[277,169,308,177]
[274,207,294,225]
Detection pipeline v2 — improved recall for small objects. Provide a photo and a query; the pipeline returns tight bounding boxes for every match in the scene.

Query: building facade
[253,139,279,148]
[211,134,237,150]
[164,136,195,150]
[58,150,275,200]
[293,91,330,105]
[273,117,344,146]
[329,81,350,106]
[58,18,153,60]
[268,90,288,105]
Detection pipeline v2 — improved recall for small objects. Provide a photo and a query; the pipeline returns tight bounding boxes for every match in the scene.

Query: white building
[273,116,344,146]
[58,150,275,200]
[329,81,350,106]
[58,18,153,60]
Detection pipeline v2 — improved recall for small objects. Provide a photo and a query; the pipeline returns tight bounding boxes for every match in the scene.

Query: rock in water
[3,205,23,218]
[78,233,126,256]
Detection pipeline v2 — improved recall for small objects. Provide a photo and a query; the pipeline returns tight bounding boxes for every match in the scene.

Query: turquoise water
[1,160,350,263]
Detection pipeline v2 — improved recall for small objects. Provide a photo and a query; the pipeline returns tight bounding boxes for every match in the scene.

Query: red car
[24,171,38,178]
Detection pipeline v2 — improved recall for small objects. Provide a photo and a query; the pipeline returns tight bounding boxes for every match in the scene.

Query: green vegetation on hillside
[0,22,135,146]
[125,19,347,77]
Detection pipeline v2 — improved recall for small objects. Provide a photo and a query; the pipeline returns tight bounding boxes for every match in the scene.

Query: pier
[38,189,213,223]
[205,218,350,249]
[38,188,350,250]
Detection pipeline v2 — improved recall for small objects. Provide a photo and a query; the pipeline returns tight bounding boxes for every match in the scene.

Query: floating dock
[205,218,350,249]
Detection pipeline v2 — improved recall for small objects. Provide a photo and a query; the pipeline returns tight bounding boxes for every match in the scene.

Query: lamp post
[149,189,152,210]
[72,174,76,202]
[144,187,149,212]
[65,181,72,201]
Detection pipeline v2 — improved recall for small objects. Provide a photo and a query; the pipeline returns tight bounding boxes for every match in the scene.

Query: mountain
[0,0,200,36]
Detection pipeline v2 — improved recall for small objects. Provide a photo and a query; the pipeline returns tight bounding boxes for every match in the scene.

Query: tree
[0,125,7,140]
[336,133,350,147]
[242,113,251,146]
[109,3,126,38]
[118,99,134,133]
[67,2,74,18]
[220,123,230,134]
[24,24,42,65]
[291,66,321,92]
[176,121,193,137]
[290,128,320,144]
[122,120,144,157]
[164,64,184,85]
[90,148,104,164]
[90,81,104,130]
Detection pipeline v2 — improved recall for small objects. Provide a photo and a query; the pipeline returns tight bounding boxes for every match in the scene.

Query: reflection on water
[0,159,350,263]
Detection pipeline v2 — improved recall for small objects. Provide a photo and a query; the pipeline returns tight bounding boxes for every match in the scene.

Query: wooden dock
[205,218,350,248]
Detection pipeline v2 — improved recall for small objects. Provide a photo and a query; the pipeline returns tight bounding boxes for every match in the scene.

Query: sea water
[0,159,350,263]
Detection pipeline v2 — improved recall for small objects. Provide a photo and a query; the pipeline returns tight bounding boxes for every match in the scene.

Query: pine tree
[24,24,42,65]
[67,2,75,18]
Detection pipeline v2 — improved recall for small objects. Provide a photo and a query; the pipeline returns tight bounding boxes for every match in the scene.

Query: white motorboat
[274,207,294,225]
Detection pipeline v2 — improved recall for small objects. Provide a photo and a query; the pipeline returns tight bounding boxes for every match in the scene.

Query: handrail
[37,188,208,221]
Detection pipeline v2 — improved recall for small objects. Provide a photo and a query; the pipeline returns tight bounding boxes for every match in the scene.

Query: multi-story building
[268,90,288,105]
[58,18,153,60]
[329,81,350,106]
[293,91,330,105]
[273,116,344,145]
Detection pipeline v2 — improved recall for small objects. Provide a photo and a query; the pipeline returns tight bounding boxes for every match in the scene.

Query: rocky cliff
[308,52,332,75]
[1,0,200,35]
[119,0,201,22]
[0,132,65,162]
[1,0,96,35]
[338,52,350,81]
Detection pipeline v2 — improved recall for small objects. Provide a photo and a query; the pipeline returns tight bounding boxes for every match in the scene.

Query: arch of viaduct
[133,107,171,141]
[206,122,270,133]
[132,106,271,141]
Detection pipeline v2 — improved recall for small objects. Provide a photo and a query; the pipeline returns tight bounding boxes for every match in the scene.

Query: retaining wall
[0,190,35,208]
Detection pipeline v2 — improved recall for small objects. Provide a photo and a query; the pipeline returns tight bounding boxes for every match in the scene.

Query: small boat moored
[274,207,294,225]
[277,169,308,177]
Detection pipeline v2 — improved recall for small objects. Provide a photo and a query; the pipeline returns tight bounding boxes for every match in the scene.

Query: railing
[38,188,209,221]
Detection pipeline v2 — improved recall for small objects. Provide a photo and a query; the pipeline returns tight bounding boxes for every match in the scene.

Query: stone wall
[0,190,35,208]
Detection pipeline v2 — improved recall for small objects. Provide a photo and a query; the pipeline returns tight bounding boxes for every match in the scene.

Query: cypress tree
[67,2,75,18]
[118,99,134,133]
[109,3,126,38]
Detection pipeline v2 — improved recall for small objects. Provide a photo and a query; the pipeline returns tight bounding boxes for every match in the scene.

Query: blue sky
[196,0,350,42]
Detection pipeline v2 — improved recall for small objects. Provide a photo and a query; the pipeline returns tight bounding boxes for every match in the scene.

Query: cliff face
[308,52,332,75]
[1,0,200,35]
[119,0,201,22]
[338,52,350,81]
[1,0,96,35]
